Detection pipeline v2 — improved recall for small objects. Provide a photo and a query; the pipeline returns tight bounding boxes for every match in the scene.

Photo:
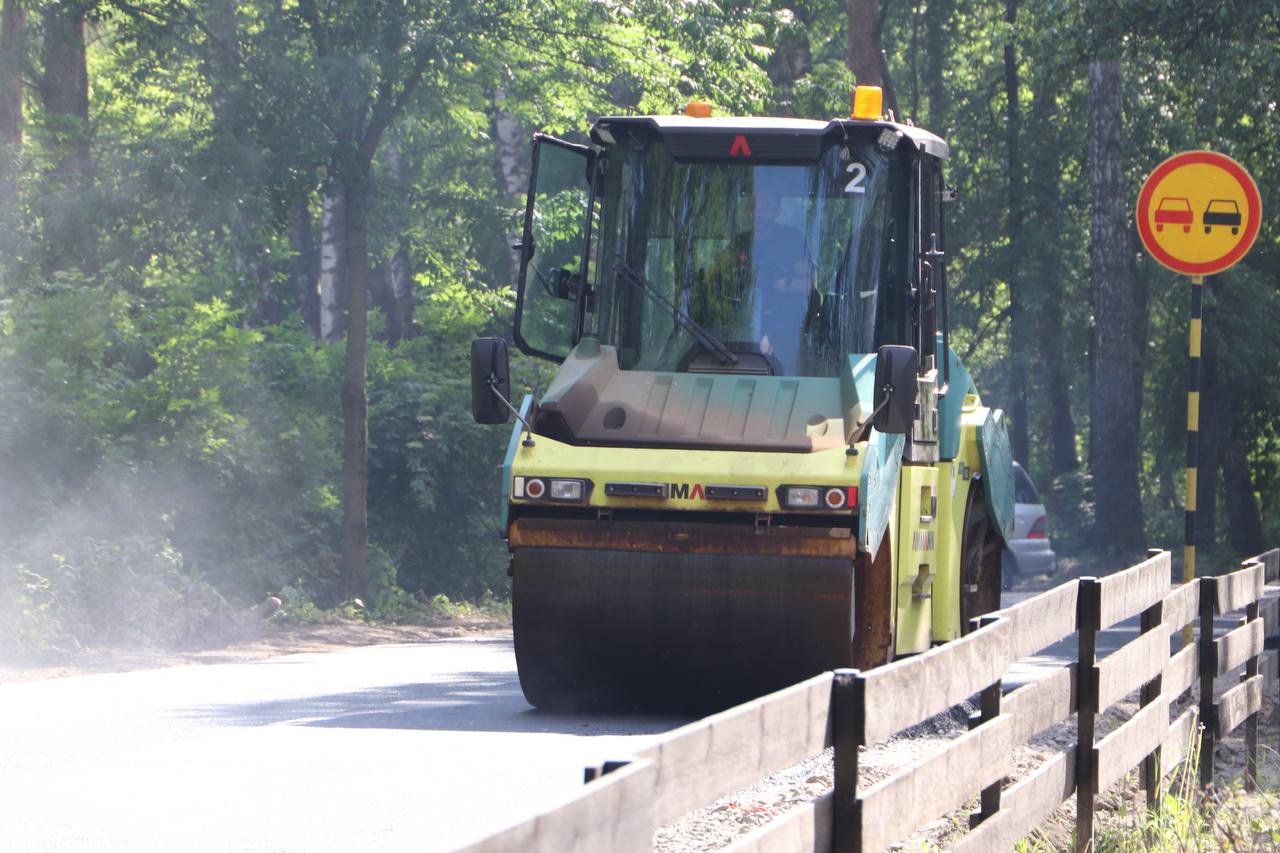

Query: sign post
[1135,150,1261,640]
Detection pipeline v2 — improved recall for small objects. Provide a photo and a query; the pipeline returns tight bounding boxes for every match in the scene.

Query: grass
[1015,715,1280,852]
[272,579,511,625]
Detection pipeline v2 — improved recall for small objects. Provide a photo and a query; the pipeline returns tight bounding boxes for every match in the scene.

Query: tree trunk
[1018,80,1080,473]
[1223,394,1264,556]
[846,0,897,115]
[491,87,527,290]
[317,190,347,341]
[1086,56,1145,555]
[767,6,812,116]
[1003,0,1029,465]
[1027,81,1079,477]
[372,134,413,343]
[0,0,23,211]
[289,195,321,337]
[38,1,95,274]
[339,172,370,602]
[922,0,951,132]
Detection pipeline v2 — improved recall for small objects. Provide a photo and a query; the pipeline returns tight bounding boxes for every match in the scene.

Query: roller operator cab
[472,94,1016,711]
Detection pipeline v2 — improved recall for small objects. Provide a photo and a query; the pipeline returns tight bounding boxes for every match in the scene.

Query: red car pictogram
[1154,197,1193,233]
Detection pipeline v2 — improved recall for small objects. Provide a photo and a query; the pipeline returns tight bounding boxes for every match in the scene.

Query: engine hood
[535,338,879,452]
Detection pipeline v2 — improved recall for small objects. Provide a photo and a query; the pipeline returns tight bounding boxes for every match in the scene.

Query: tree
[846,0,896,113]
[1002,0,1030,465]
[1086,51,1145,556]
[0,0,22,212]
[38,0,96,275]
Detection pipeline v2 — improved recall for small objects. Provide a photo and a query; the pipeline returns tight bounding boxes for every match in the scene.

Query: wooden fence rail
[459,549,1280,852]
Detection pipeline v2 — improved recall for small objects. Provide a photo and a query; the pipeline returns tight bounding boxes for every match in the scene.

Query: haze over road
[0,637,686,852]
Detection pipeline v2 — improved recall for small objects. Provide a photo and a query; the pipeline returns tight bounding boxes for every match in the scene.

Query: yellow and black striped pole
[1183,275,1203,645]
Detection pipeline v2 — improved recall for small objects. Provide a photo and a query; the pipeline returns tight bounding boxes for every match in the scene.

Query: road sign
[1136,150,1261,276]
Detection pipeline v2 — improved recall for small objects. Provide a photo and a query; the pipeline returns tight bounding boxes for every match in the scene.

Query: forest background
[0,0,1277,654]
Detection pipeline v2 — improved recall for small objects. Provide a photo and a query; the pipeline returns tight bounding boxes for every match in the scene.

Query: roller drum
[512,547,855,711]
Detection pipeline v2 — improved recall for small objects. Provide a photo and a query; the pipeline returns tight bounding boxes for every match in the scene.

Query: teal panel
[858,429,905,558]
[840,353,877,423]
[977,408,1015,545]
[499,394,535,533]
[935,334,975,461]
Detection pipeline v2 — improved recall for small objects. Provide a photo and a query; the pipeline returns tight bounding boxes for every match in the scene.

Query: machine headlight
[782,486,821,508]
[549,479,585,501]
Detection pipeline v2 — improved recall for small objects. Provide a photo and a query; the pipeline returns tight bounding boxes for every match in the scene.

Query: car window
[1013,465,1041,504]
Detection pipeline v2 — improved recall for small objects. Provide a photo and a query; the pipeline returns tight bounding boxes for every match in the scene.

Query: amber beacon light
[851,86,883,120]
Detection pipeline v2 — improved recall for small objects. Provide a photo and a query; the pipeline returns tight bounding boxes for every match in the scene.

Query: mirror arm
[851,383,897,447]
[489,376,536,447]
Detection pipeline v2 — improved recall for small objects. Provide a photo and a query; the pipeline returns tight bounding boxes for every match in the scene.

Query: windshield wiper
[615,261,738,366]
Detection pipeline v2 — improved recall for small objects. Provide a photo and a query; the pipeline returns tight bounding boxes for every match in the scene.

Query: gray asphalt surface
[0,637,686,852]
[4,588,1273,852]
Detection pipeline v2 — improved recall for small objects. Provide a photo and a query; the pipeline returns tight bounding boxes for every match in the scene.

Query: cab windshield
[592,132,909,377]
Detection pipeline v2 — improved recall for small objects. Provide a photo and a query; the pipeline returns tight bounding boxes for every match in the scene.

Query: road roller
[471,87,1015,711]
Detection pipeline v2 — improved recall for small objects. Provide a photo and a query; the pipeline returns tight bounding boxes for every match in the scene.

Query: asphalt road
[4,587,1273,852]
[0,637,687,852]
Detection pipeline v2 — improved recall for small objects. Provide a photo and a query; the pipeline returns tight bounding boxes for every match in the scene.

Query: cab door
[513,134,596,362]
[895,155,946,653]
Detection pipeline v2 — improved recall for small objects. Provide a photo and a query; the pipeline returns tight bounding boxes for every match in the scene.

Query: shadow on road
[179,671,688,736]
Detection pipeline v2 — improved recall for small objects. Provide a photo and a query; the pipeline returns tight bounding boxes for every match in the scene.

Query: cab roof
[590,114,949,160]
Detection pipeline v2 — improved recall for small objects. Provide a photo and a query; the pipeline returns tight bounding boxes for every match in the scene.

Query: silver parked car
[1002,462,1056,581]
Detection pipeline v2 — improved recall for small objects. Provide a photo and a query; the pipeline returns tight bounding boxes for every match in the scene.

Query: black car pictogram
[1203,199,1242,235]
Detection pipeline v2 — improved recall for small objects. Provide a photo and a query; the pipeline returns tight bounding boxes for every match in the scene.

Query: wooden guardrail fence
[461,549,1280,853]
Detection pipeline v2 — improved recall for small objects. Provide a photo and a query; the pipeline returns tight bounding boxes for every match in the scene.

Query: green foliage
[2,0,1279,656]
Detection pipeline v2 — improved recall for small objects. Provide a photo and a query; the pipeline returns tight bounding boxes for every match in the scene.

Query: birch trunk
[1087,56,1145,555]
[317,191,347,342]
[491,87,527,289]
[374,134,413,343]
[339,173,369,602]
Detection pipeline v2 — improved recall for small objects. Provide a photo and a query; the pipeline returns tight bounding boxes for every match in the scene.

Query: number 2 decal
[844,162,867,194]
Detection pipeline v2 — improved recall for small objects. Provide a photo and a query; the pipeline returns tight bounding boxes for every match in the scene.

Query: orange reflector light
[685,100,712,118]
[851,86,883,120]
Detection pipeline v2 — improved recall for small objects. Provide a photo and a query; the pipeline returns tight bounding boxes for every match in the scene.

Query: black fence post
[833,669,866,853]
[1245,595,1260,792]
[1198,576,1218,789]
[1076,577,1101,853]
[969,615,1003,829]
[1139,591,1165,812]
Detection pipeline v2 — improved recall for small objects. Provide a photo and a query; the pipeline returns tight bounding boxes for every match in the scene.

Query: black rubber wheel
[960,488,1003,634]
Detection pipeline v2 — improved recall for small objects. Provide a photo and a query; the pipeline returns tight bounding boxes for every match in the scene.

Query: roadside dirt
[0,616,512,685]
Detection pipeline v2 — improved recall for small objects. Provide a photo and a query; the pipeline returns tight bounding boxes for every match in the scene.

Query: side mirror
[471,337,511,425]
[872,345,918,435]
